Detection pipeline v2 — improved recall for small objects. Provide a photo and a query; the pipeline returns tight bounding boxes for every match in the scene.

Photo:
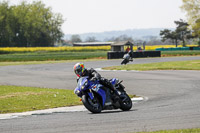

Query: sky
[8,0,186,34]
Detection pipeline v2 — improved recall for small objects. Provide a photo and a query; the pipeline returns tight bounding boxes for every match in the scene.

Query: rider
[128,50,133,61]
[123,50,133,62]
[73,63,116,92]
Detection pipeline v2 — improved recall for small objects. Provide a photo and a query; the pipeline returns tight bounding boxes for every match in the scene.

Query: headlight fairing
[81,85,85,90]
[81,81,88,90]
[75,90,81,97]
[75,90,80,95]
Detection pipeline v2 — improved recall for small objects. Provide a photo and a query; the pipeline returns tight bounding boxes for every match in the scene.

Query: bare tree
[85,36,98,42]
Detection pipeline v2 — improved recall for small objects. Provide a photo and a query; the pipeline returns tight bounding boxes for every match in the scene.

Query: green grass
[0,50,200,63]
[0,85,81,114]
[0,51,107,62]
[137,128,200,133]
[0,58,107,66]
[0,60,67,66]
[1,50,200,62]
[0,85,136,114]
[104,60,200,71]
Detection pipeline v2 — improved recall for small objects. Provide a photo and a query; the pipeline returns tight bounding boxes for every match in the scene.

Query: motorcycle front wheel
[119,92,132,111]
[121,59,128,65]
[82,95,102,113]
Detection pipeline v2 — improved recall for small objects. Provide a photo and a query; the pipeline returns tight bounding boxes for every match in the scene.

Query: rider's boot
[101,78,120,101]
[105,90,112,105]
[109,84,120,102]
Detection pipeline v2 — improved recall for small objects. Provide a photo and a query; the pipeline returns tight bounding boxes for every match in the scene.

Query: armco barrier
[194,47,200,50]
[155,47,200,51]
[107,51,161,59]
[181,47,190,50]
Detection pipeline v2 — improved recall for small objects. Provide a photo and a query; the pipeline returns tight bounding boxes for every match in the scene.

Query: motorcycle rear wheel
[82,95,102,113]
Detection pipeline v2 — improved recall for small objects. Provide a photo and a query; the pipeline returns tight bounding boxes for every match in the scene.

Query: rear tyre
[82,95,102,113]
[119,92,132,111]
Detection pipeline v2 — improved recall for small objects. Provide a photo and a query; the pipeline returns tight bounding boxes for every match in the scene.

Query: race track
[0,56,200,133]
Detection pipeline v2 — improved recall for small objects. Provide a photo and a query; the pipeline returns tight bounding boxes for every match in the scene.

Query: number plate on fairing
[91,84,102,92]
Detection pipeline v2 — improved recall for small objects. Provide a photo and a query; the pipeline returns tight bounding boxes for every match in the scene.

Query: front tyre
[82,95,102,113]
[121,59,128,65]
[119,92,132,111]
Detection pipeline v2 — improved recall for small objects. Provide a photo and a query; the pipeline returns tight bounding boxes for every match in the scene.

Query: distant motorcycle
[74,76,132,113]
[121,52,133,65]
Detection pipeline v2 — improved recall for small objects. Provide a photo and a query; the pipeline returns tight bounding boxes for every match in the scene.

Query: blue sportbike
[74,76,132,113]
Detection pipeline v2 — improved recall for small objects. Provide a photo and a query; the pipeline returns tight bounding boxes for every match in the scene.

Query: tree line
[69,0,200,47]
[1,0,199,47]
[67,19,198,47]
[160,0,200,47]
[0,1,64,47]
[160,19,194,47]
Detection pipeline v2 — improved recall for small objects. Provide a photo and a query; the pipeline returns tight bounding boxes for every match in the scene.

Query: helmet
[73,63,85,77]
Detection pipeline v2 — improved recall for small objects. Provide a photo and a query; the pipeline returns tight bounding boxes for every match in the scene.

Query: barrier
[193,47,200,50]
[155,47,200,51]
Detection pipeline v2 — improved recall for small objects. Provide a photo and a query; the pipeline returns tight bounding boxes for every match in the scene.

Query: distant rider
[122,50,133,64]
[126,50,133,62]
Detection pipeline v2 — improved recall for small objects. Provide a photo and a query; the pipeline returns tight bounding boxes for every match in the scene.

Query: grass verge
[0,51,107,62]
[0,58,107,66]
[1,50,200,63]
[0,85,81,114]
[103,60,200,71]
[137,128,200,133]
[0,85,136,114]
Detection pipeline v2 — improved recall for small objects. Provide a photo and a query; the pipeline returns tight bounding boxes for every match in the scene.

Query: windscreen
[77,76,88,88]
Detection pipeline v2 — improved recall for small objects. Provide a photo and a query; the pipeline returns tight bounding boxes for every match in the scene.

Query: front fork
[87,89,94,100]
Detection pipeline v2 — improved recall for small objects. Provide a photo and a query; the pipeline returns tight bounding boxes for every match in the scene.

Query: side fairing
[97,89,106,106]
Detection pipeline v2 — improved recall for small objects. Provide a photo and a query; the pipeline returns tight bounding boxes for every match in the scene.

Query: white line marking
[131,97,144,101]
[0,97,145,120]
[0,105,87,120]
[95,68,139,72]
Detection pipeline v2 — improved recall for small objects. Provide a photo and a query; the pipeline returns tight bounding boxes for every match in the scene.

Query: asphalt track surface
[0,56,200,133]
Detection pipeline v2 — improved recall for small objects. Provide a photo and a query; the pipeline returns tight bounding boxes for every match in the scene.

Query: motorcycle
[74,76,132,113]
[121,53,133,65]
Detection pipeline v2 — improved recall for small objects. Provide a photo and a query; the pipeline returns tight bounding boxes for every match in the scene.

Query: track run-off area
[0,56,200,133]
